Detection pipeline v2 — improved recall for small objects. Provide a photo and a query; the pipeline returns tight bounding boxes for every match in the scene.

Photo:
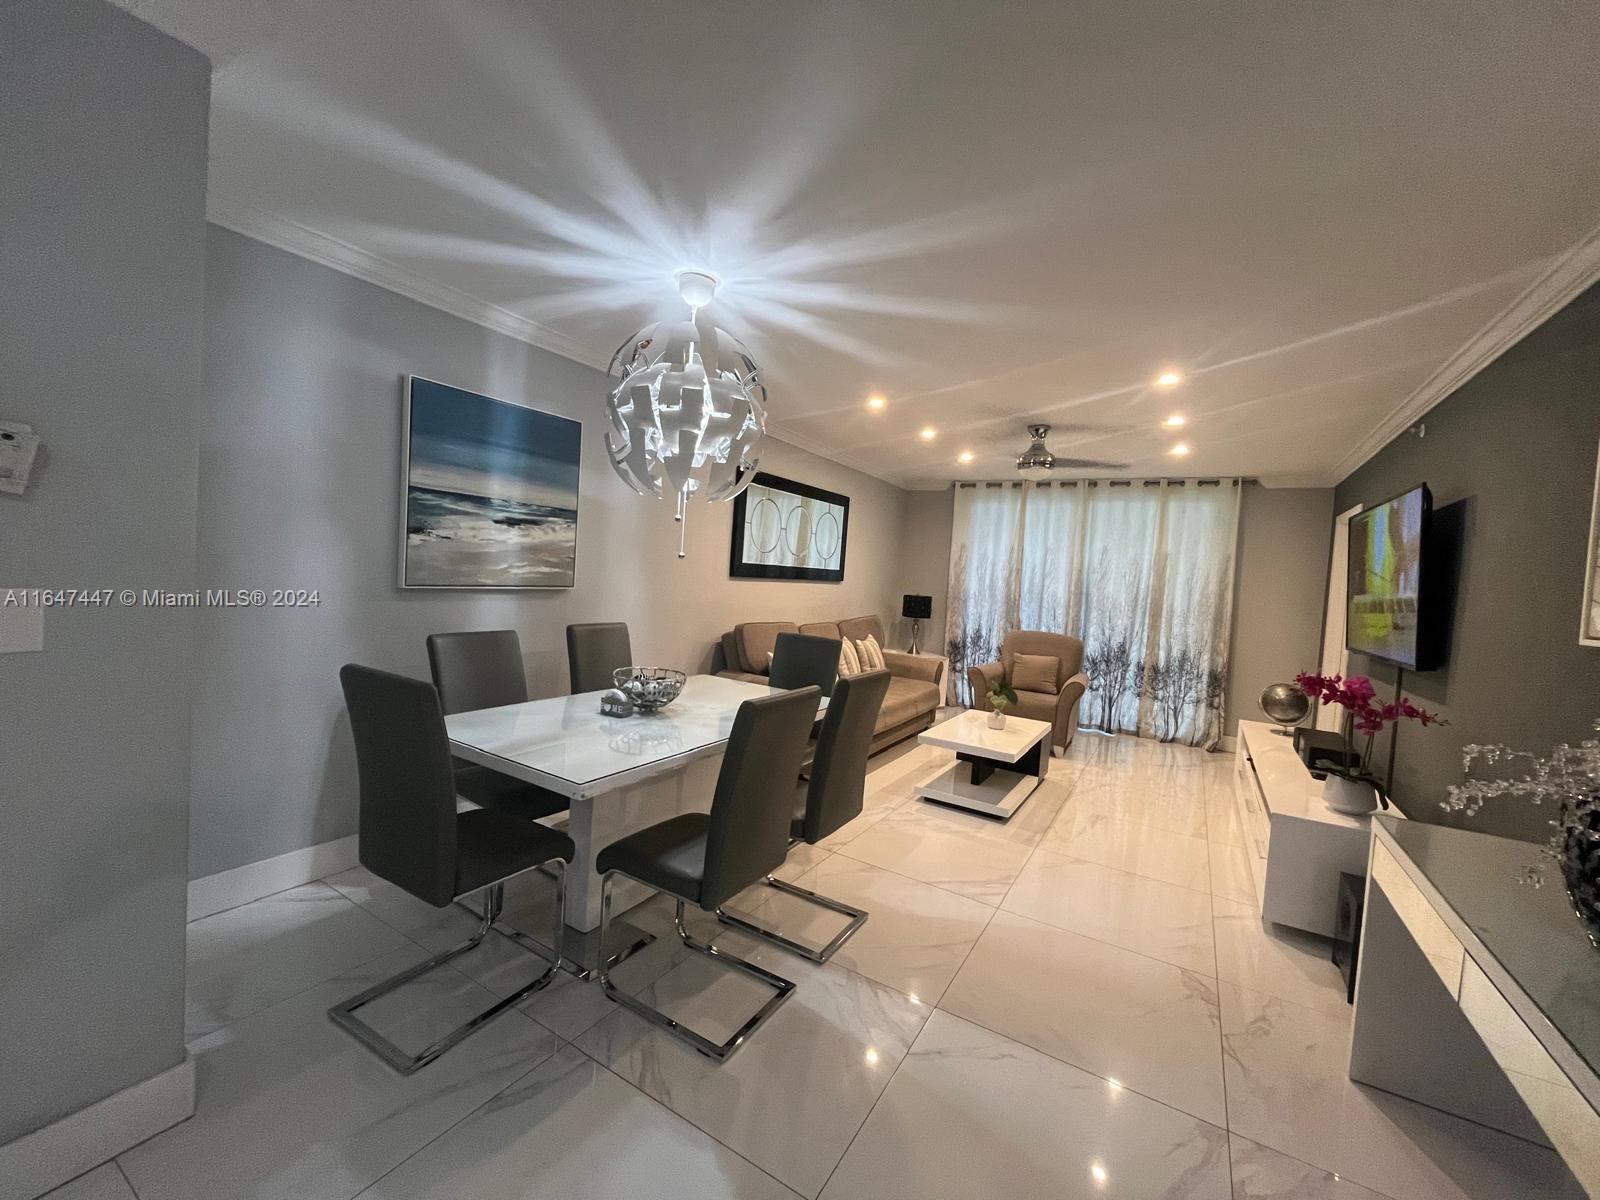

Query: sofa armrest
[882,649,941,684]
[1051,672,1090,748]
[967,660,1003,710]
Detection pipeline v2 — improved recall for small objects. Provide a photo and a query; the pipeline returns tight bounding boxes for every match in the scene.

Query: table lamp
[902,594,933,653]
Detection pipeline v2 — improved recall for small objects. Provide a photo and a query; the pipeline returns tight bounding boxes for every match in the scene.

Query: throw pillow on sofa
[838,637,862,677]
[857,635,886,671]
[1011,652,1059,694]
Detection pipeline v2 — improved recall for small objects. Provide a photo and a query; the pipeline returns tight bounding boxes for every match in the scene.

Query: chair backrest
[426,629,528,715]
[1000,630,1084,689]
[566,622,632,693]
[701,687,821,910]
[799,668,891,844]
[769,631,840,696]
[338,664,458,907]
[732,621,799,673]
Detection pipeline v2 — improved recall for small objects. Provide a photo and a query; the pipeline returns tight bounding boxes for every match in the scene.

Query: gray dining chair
[769,631,840,696]
[426,629,567,821]
[595,686,822,1060]
[331,664,574,1074]
[567,622,633,693]
[717,669,890,961]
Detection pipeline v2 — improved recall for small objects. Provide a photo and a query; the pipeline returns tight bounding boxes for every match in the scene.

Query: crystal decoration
[605,271,765,557]
[1444,718,1600,942]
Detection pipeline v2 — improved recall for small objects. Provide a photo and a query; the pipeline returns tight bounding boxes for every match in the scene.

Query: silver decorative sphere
[1259,682,1311,729]
[605,310,765,507]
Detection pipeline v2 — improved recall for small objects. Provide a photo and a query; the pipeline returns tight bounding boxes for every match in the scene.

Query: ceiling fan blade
[1049,458,1130,470]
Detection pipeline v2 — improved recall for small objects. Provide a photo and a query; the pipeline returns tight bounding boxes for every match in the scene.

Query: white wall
[1,0,208,1146]
[190,226,909,878]
[1225,484,1337,735]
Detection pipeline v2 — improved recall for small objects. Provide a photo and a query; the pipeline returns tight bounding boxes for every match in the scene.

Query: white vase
[1323,773,1378,815]
[987,710,1007,730]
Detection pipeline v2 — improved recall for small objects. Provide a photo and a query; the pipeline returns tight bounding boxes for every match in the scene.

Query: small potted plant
[1294,672,1444,813]
[987,680,1017,730]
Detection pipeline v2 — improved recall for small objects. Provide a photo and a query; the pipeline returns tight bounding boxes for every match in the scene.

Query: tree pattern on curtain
[944,479,1241,749]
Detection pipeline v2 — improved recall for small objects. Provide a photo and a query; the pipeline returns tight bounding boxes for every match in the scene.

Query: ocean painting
[401,377,581,588]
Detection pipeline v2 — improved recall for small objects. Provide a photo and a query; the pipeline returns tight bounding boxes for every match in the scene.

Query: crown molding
[1328,221,1600,485]
[205,193,614,372]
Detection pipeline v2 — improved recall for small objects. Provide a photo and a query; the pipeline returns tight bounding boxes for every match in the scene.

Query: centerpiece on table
[1443,719,1600,944]
[1293,672,1445,814]
[987,680,1017,730]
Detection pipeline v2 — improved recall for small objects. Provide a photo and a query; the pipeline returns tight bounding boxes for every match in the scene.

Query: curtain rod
[958,477,1254,490]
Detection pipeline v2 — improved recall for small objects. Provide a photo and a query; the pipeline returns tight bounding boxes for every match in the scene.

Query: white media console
[1231,719,1403,937]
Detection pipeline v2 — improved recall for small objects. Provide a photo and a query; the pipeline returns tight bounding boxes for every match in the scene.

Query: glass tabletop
[1379,815,1600,1085]
[445,674,824,797]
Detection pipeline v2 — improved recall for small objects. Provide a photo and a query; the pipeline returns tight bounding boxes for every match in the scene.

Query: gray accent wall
[1226,485,1336,736]
[1334,282,1600,842]
[191,226,909,879]
[0,0,209,1143]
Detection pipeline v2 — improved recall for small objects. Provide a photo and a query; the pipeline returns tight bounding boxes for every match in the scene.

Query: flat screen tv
[1346,483,1435,670]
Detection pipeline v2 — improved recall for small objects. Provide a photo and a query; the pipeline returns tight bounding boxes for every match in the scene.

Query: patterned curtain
[944,479,1241,749]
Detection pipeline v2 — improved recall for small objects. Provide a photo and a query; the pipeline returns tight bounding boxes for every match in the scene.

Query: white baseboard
[187,834,360,921]
[0,1054,194,1200]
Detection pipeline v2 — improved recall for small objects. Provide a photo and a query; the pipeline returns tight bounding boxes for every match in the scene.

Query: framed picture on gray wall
[1583,441,1600,647]
[729,472,849,582]
[399,376,581,589]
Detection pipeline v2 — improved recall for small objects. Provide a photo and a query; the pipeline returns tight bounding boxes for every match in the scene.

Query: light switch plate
[0,421,40,496]
[0,601,43,653]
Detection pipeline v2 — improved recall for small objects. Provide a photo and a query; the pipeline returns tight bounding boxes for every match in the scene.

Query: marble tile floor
[47,731,1583,1200]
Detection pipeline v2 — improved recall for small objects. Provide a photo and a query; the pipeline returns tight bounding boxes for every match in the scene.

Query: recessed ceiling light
[919,426,938,441]
[957,450,974,464]
[865,394,886,412]
[1163,413,1186,427]
[1155,370,1183,388]
[1169,442,1191,457]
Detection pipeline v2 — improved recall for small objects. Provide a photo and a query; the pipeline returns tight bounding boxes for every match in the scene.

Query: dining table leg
[546,753,724,978]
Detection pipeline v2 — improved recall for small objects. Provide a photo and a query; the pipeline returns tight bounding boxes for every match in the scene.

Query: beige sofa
[967,630,1090,751]
[716,615,944,753]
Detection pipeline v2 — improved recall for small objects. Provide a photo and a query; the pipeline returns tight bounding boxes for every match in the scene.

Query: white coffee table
[916,710,1051,820]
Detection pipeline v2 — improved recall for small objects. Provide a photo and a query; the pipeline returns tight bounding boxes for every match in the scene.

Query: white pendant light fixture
[605,271,766,558]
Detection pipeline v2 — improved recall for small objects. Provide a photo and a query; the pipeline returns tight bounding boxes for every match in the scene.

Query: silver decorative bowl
[612,666,687,712]
[1259,682,1311,734]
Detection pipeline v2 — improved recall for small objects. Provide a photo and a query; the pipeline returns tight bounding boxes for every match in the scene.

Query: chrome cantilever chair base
[329,863,566,1075]
[715,872,868,963]
[596,871,794,1061]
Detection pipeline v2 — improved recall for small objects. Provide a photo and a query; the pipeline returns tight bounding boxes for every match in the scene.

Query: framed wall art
[1582,439,1600,647]
[729,471,849,582]
[399,376,581,589]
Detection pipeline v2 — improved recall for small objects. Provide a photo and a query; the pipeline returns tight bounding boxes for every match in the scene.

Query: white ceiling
[121,0,1600,488]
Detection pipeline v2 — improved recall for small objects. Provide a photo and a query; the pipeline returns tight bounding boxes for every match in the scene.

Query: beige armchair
[968,630,1090,752]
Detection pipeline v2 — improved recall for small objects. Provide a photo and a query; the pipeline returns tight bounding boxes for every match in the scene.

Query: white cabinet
[1231,720,1401,937]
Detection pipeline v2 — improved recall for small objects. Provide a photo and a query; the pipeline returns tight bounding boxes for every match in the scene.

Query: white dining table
[445,673,824,972]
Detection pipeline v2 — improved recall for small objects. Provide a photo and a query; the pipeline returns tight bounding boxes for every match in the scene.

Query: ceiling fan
[1015,424,1128,480]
